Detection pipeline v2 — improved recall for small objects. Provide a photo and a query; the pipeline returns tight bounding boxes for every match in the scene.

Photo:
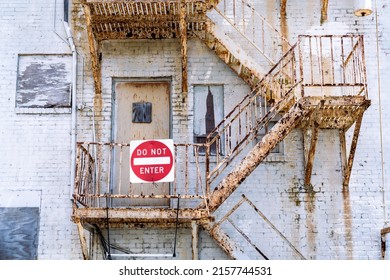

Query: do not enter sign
[129,139,174,183]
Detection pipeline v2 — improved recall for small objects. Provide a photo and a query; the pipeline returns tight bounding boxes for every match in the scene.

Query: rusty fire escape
[72,0,370,260]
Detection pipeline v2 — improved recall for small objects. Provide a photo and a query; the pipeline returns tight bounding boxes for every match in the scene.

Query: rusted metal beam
[303,100,322,186]
[339,129,347,183]
[204,99,310,212]
[83,4,102,97]
[76,219,90,260]
[73,207,212,224]
[179,0,188,96]
[91,15,179,24]
[280,0,289,54]
[206,0,221,9]
[321,0,329,24]
[343,112,364,189]
[304,124,319,186]
[305,96,368,107]
[85,0,207,3]
[381,227,390,259]
[201,222,246,260]
[281,0,287,17]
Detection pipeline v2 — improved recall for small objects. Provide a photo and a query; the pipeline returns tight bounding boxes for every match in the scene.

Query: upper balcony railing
[297,34,368,98]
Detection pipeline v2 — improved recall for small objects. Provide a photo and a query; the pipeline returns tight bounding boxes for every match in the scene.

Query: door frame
[110,77,173,202]
[111,77,173,143]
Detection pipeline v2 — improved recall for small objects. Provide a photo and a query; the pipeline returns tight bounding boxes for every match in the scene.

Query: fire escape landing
[73,0,370,260]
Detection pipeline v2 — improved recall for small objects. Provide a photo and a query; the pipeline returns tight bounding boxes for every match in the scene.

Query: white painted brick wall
[1,0,390,260]
[0,0,82,259]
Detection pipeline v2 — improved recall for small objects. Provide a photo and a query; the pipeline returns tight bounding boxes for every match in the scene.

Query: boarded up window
[193,85,224,154]
[16,54,72,108]
[0,207,40,260]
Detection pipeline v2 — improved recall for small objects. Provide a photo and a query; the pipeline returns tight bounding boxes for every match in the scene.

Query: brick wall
[1,0,390,260]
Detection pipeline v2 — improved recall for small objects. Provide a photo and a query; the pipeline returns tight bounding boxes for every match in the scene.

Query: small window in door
[193,85,224,155]
[132,102,152,123]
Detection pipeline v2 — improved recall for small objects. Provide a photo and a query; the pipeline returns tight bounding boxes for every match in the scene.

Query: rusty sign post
[130,139,174,183]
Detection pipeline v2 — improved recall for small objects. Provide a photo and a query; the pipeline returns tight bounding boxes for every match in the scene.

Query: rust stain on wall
[342,187,353,259]
[305,183,317,259]
[280,0,289,54]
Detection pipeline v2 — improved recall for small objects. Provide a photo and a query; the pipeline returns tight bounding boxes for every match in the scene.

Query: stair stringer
[201,222,251,260]
[206,98,311,213]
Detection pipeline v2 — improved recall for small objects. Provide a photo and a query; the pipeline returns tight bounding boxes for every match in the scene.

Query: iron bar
[173,195,180,257]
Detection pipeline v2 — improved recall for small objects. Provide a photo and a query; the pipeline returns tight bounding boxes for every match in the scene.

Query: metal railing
[205,42,299,188]
[74,142,209,208]
[298,35,368,97]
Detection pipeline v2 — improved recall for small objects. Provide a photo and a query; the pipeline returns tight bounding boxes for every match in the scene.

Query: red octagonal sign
[130,139,174,183]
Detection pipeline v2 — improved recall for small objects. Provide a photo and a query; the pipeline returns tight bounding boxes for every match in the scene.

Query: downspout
[63,0,78,200]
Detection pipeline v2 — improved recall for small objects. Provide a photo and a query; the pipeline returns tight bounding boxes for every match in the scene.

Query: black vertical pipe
[173,195,180,258]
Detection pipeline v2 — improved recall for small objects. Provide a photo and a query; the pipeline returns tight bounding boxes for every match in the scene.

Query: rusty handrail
[205,43,299,188]
[74,142,210,208]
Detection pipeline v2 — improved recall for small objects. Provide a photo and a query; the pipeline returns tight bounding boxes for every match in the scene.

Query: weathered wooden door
[113,82,170,206]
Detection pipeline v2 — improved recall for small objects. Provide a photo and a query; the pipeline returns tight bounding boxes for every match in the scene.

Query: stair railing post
[205,142,211,199]
[298,35,305,98]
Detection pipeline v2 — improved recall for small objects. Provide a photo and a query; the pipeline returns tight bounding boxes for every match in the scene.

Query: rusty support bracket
[179,0,188,97]
[303,123,319,186]
[76,219,90,260]
[83,4,102,98]
[342,112,364,189]
[303,100,324,186]
[339,129,347,185]
[381,227,390,259]
[281,0,287,17]
[321,0,329,24]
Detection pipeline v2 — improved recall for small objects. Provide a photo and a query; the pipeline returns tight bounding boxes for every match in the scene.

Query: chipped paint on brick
[16,55,72,108]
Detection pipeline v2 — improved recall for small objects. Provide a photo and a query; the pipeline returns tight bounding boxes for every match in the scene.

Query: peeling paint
[16,55,72,108]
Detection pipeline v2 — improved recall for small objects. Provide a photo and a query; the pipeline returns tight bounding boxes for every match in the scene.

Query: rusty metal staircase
[197,33,370,258]
[197,0,291,89]
[73,0,370,260]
